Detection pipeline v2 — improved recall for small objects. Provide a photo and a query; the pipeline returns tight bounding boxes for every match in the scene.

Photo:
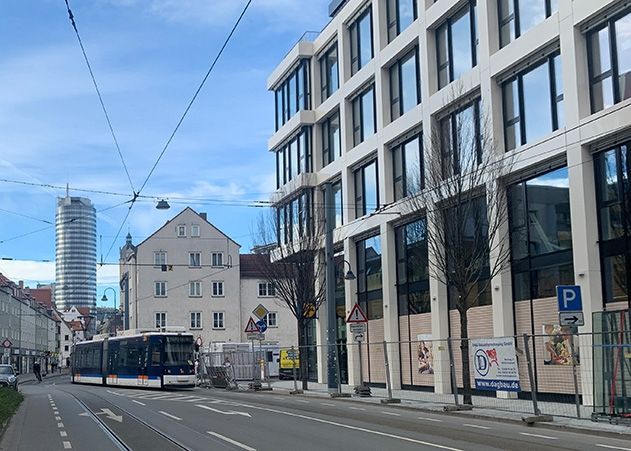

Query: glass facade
[386,0,417,43]
[436,1,477,89]
[395,218,430,315]
[354,159,379,218]
[392,133,422,200]
[333,180,343,228]
[274,59,310,131]
[319,44,339,102]
[276,189,313,245]
[509,167,574,301]
[594,143,631,305]
[275,127,311,188]
[440,98,480,178]
[352,85,376,146]
[321,112,341,167]
[350,7,374,75]
[588,9,631,113]
[498,0,557,48]
[503,53,564,151]
[390,48,420,122]
[356,235,383,320]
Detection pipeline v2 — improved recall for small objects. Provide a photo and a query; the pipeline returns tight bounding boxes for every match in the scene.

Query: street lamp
[342,259,356,281]
[101,287,117,335]
[156,199,170,210]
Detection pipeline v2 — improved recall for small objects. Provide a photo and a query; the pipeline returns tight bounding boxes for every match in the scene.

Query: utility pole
[324,182,338,395]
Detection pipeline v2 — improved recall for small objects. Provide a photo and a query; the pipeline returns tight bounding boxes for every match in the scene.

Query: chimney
[18,280,24,289]
[200,212,207,221]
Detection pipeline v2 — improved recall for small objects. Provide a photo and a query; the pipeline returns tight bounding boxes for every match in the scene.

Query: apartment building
[267,0,631,400]
[119,208,297,348]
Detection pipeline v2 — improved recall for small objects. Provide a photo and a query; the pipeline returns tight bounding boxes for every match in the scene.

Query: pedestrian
[51,361,57,374]
[66,357,70,369]
[33,360,42,382]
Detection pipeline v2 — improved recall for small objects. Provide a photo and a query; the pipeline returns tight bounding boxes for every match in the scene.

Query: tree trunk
[459,306,473,405]
[297,318,309,390]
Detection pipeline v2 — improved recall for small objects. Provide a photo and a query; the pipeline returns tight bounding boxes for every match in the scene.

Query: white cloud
[0,260,120,287]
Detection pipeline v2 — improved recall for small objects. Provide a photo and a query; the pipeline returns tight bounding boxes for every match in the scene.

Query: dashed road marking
[55,416,61,421]
[381,411,401,416]
[519,432,557,440]
[57,422,64,428]
[321,403,335,406]
[159,411,182,421]
[348,406,365,411]
[418,417,443,423]
[596,445,631,451]
[132,400,145,406]
[463,424,490,430]
[207,431,256,451]
[63,441,72,449]
[60,431,67,437]
[293,399,309,404]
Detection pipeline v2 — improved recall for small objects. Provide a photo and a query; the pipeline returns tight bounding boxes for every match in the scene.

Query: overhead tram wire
[136,0,253,196]
[63,0,136,195]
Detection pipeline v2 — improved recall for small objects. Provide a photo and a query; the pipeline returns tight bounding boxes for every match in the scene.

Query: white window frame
[189,281,202,297]
[211,252,224,267]
[190,311,202,329]
[191,224,200,237]
[212,311,225,329]
[177,224,187,237]
[154,251,167,267]
[154,281,167,297]
[266,312,278,328]
[189,252,202,268]
[258,282,275,297]
[155,312,167,328]
[211,281,224,297]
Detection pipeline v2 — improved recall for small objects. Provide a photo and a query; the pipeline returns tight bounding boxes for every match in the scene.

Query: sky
[0,0,331,307]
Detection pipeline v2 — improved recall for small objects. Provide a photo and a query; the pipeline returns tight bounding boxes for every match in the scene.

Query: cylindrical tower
[55,196,97,311]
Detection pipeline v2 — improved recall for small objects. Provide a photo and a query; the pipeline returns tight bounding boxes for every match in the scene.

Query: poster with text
[416,334,434,374]
[471,337,520,392]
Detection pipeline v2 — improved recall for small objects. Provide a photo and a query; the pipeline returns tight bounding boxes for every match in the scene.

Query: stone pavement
[270,380,631,438]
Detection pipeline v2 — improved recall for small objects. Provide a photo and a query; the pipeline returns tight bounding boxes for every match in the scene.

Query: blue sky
[0,0,330,306]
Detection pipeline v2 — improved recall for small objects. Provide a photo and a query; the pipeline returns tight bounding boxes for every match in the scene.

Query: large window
[333,180,343,228]
[354,160,379,218]
[277,190,313,245]
[190,312,202,329]
[350,7,374,75]
[322,112,341,167]
[212,281,224,297]
[509,167,574,301]
[258,282,275,297]
[189,281,202,297]
[587,9,631,113]
[440,98,481,178]
[155,312,167,328]
[393,133,423,200]
[503,53,564,151]
[320,43,339,102]
[594,143,631,305]
[211,252,224,267]
[189,252,201,268]
[356,235,383,319]
[212,312,225,329]
[154,251,167,266]
[395,218,430,315]
[274,59,310,131]
[352,85,376,146]
[390,48,420,121]
[436,1,477,89]
[154,281,167,297]
[276,127,312,188]
[387,0,417,43]
[498,0,557,48]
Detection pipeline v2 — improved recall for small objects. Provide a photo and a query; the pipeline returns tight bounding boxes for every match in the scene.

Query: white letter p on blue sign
[556,285,582,312]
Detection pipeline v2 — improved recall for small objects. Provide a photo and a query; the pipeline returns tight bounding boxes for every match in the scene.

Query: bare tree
[405,90,513,405]
[255,198,326,389]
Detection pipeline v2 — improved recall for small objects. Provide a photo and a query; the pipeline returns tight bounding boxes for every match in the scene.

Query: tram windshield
[164,336,194,366]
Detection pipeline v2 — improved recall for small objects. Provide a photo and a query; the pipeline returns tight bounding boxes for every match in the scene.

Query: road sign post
[346,303,370,397]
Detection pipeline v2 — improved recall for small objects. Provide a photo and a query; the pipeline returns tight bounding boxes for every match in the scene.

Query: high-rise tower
[55,195,97,311]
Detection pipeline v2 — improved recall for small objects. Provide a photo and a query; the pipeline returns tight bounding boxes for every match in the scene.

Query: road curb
[263,387,631,440]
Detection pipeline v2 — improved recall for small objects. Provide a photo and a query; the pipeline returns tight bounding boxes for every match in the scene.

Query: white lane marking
[381,411,401,416]
[463,424,490,430]
[183,397,207,403]
[132,400,146,406]
[57,422,64,428]
[159,411,182,421]
[207,431,256,451]
[348,407,365,411]
[418,417,443,423]
[216,400,462,451]
[60,431,67,437]
[293,399,309,404]
[63,441,72,449]
[55,416,62,421]
[519,432,558,440]
[196,404,251,418]
[321,403,335,407]
[596,445,631,451]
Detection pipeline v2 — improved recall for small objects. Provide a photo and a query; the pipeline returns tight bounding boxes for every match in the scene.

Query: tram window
[151,349,161,366]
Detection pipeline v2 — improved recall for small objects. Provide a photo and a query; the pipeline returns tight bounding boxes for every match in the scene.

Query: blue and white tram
[71,330,195,389]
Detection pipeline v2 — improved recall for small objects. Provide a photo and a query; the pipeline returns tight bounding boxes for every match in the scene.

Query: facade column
[381,221,402,390]
[343,237,361,386]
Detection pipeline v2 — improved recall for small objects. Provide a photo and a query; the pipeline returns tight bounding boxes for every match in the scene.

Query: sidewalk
[270,380,631,438]
[18,370,69,386]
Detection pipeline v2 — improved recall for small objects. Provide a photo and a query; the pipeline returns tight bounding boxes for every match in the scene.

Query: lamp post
[101,287,117,335]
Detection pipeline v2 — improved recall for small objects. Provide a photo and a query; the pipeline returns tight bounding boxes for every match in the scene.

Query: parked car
[0,364,18,390]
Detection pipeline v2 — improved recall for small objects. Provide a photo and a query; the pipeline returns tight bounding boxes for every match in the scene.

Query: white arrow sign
[196,404,251,418]
[95,408,123,423]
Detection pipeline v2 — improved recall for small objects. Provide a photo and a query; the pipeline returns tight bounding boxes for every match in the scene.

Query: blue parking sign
[556,285,582,312]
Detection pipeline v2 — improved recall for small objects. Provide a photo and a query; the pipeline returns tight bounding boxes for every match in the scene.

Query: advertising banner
[471,337,520,392]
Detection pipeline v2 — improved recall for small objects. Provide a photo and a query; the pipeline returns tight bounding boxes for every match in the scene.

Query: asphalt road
[2,379,631,451]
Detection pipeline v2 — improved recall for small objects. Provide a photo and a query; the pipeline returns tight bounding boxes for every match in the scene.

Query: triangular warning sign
[346,303,368,323]
[244,317,260,333]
